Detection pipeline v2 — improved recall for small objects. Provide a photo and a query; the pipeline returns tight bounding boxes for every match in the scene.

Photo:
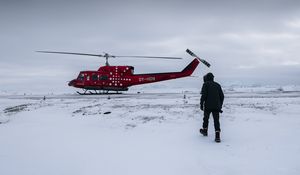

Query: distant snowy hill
[224,85,300,93]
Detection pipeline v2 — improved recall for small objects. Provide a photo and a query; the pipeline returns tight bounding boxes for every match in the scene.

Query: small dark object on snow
[4,104,29,114]
[107,96,111,100]
[126,124,137,128]
[103,111,111,114]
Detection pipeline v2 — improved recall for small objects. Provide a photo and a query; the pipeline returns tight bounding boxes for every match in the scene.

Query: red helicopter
[37,49,210,95]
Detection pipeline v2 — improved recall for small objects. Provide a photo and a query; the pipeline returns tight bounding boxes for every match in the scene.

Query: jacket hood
[206,73,214,81]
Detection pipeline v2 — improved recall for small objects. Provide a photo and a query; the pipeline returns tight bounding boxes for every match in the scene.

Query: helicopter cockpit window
[100,75,108,80]
[92,74,98,81]
[78,74,84,81]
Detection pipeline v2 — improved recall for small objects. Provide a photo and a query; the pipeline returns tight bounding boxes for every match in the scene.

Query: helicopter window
[78,74,84,81]
[100,75,108,80]
[92,74,98,81]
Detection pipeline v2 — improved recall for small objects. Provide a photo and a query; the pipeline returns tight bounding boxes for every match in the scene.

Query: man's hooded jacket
[200,73,224,112]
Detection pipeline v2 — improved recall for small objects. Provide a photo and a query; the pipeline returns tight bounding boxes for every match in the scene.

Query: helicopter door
[99,75,108,86]
[91,74,98,85]
[100,75,108,81]
[85,74,91,85]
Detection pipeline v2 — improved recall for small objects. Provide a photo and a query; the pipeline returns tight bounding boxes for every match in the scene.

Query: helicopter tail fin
[181,58,200,76]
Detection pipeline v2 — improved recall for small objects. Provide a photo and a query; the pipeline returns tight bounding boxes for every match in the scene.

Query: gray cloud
[1,0,300,93]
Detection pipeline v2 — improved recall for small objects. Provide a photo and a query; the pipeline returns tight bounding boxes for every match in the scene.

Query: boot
[199,128,208,136]
[215,131,221,143]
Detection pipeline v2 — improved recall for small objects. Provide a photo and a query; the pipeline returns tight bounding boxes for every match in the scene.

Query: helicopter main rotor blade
[115,56,182,59]
[37,51,103,57]
[37,51,181,59]
[186,49,211,67]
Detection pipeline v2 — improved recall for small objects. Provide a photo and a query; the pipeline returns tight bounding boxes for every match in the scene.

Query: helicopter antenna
[36,51,182,66]
[186,49,211,67]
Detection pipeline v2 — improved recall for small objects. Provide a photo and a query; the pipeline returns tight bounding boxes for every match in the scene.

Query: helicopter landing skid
[76,90,122,95]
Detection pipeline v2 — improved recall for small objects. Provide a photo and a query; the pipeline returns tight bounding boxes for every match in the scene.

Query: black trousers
[202,111,221,132]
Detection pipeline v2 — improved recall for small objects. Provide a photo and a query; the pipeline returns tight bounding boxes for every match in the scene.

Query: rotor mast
[104,53,109,66]
[102,53,116,66]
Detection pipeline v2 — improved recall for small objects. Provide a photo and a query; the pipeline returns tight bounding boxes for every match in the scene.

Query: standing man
[200,73,224,143]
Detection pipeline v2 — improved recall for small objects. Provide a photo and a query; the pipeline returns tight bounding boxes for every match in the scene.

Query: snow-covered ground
[0,88,300,175]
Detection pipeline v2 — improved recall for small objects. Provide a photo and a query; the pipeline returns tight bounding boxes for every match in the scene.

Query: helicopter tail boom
[130,58,200,86]
[181,58,200,76]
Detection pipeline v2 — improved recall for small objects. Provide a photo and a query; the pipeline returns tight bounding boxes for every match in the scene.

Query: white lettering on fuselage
[145,77,155,81]
[139,77,155,82]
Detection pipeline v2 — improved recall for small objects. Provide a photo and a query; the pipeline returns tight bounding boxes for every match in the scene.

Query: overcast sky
[1,0,300,93]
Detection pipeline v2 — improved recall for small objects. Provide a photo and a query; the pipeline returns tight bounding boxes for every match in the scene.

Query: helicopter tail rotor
[186,49,211,67]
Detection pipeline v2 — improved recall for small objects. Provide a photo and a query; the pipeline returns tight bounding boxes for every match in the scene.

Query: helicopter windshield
[77,73,84,81]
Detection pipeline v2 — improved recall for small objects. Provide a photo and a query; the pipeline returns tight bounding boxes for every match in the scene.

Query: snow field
[0,91,300,175]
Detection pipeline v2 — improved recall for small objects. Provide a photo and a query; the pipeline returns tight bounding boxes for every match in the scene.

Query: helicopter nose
[68,79,76,86]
